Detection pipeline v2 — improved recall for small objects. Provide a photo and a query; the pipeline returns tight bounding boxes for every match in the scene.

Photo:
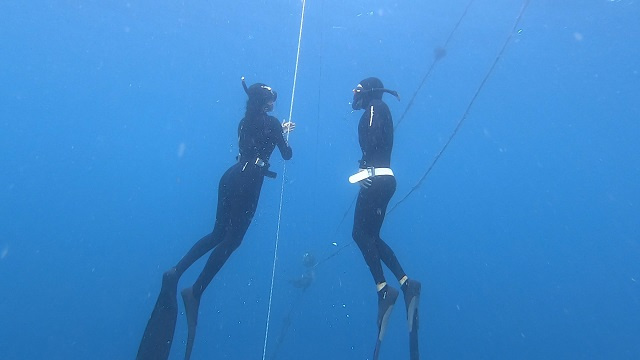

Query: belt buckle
[366,167,375,177]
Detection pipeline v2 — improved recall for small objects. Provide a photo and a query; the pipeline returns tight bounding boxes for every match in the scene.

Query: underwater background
[1,0,639,359]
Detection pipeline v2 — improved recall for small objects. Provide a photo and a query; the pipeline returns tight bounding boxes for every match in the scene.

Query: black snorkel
[362,87,401,101]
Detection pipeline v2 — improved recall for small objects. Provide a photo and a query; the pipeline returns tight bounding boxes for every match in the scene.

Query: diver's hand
[282,120,296,134]
[359,177,373,189]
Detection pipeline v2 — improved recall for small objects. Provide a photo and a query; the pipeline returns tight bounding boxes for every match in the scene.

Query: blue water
[1,0,639,359]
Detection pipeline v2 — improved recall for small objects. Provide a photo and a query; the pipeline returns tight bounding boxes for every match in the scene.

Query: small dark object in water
[302,252,317,268]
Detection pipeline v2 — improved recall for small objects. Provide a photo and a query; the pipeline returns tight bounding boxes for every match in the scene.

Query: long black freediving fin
[373,286,399,360]
[404,280,421,360]
[136,271,179,360]
[409,307,420,360]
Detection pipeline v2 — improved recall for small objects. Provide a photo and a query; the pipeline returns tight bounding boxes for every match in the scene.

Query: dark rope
[313,194,357,269]
[388,0,531,214]
[394,0,476,131]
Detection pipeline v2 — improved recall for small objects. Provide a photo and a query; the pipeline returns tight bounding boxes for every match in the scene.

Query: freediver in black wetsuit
[348,77,421,360]
[136,78,295,360]
[288,252,316,290]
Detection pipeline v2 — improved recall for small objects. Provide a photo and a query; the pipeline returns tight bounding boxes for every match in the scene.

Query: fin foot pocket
[182,287,201,360]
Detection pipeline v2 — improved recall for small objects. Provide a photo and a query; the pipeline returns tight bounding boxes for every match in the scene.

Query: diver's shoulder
[369,100,390,116]
[266,115,281,126]
[368,99,389,110]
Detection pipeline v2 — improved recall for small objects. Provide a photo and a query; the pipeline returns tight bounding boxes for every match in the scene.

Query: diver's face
[351,84,365,110]
[352,93,364,110]
[264,89,276,112]
[264,101,274,112]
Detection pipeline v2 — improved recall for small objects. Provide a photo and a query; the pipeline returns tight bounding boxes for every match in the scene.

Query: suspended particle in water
[177,142,186,158]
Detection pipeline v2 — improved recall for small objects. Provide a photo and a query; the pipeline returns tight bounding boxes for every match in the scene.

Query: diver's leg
[365,176,407,280]
[173,166,237,277]
[187,174,262,299]
[182,175,262,360]
[172,230,223,277]
[353,183,399,360]
[367,177,420,321]
[375,176,421,359]
[376,240,407,282]
[137,170,233,360]
[181,222,251,360]
[352,187,386,285]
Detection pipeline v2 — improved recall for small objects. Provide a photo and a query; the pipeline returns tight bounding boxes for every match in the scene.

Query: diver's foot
[402,279,421,329]
[157,267,179,300]
[181,287,201,330]
[182,287,201,360]
[376,285,399,337]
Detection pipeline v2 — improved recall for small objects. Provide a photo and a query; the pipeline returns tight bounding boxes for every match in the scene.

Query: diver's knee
[229,238,243,252]
[353,228,374,246]
[223,236,243,254]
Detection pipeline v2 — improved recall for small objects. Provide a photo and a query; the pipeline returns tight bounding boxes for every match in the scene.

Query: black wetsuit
[174,112,292,298]
[352,99,405,285]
